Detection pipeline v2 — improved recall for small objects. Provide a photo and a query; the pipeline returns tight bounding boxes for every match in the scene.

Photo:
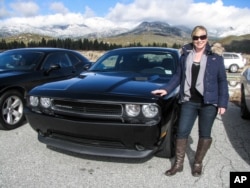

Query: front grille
[51,99,123,118]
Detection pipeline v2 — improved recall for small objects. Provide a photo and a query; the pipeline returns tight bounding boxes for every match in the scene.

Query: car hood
[30,72,177,101]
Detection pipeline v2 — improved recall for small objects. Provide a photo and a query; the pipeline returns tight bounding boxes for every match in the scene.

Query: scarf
[184,50,207,101]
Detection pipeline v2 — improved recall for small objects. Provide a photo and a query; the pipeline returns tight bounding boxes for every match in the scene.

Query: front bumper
[38,134,156,158]
[25,108,161,159]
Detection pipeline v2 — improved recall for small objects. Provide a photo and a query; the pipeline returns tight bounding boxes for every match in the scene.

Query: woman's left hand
[218,107,226,115]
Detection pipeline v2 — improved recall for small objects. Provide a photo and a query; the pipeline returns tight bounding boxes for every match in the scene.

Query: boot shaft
[165,138,188,176]
[175,138,188,157]
[194,138,212,164]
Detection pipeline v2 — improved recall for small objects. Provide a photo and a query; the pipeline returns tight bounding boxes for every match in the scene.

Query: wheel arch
[0,86,26,99]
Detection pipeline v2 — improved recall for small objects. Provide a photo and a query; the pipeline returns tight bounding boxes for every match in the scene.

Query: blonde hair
[191,25,208,37]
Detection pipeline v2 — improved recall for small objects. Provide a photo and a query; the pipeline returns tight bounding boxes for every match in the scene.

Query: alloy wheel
[2,95,24,125]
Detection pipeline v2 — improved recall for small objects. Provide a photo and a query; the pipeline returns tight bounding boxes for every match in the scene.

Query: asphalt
[0,101,249,188]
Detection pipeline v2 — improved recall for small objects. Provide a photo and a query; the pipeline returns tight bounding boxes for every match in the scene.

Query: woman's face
[192,29,208,51]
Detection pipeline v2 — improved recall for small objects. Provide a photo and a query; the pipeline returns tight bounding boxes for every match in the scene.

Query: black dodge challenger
[25,47,180,159]
[0,47,90,130]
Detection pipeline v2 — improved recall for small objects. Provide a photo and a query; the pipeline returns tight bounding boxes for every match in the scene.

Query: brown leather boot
[165,139,188,176]
[192,138,212,177]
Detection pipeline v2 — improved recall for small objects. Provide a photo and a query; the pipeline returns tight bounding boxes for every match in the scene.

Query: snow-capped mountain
[118,21,191,38]
[0,17,130,38]
[0,19,249,39]
[0,23,129,38]
[217,25,250,37]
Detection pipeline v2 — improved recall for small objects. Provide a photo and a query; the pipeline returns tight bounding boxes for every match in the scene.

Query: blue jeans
[177,101,217,139]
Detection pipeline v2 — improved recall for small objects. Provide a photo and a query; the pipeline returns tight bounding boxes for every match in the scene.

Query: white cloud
[83,6,96,17]
[1,13,86,27]
[0,0,250,36]
[106,0,194,24]
[9,1,39,17]
[49,2,69,14]
[106,0,250,30]
[185,0,250,29]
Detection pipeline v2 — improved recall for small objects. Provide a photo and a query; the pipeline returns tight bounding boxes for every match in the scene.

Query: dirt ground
[80,51,105,62]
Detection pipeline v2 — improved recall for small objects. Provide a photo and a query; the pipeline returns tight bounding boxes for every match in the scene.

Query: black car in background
[240,67,250,119]
[25,47,180,159]
[0,48,90,130]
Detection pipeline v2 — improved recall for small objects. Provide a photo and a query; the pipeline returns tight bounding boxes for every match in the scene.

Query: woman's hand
[218,107,226,115]
[151,89,168,96]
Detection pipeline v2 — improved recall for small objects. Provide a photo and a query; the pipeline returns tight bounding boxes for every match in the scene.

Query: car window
[94,55,119,71]
[59,54,72,68]
[67,53,81,66]
[43,53,73,70]
[0,52,43,70]
[139,53,175,75]
[232,54,239,59]
[223,54,232,59]
[223,53,240,59]
[91,51,176,76]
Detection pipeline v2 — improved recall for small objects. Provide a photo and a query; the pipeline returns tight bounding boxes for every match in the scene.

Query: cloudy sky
[0,0,250,32]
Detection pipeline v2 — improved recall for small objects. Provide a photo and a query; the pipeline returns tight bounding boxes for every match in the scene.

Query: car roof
[108,47,180,53]
[2,47,76,53]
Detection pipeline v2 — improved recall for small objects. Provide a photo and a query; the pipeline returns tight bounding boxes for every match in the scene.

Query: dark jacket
[164,43,229,108]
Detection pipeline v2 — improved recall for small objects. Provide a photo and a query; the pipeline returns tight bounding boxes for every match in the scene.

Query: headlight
[125,104,140,117]
[142,104,159,118]
[29,96,39,107]
[40,97,52,108]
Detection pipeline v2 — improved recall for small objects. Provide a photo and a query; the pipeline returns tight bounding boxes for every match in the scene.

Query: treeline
[1,37,249,53]
[0,37,181,51]
[224,40,250,54]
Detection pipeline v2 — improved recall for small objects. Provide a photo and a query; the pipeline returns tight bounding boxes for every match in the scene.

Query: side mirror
[83,63,92,70]
[44,64,61,75]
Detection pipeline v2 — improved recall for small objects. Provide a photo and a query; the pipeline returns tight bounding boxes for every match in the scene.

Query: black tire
[0,90,26,130]
[155,109,178,158]
[155,123,176,158]
[229,64,239,73]
[240,88,250,119]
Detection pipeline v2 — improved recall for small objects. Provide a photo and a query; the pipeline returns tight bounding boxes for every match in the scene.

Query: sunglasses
[192,35,207,41]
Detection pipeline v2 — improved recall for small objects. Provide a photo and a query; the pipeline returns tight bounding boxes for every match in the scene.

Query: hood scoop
[134,76,148,81]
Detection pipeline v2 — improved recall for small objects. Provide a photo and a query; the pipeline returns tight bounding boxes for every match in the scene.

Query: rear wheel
[0,90,26,130]
[229,64,239,73]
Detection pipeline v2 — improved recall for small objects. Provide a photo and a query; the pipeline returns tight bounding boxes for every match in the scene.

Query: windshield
[90,51,177,76]
[0,51,43,71]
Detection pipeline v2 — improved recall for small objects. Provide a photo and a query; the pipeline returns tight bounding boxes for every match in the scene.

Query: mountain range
[1,19,250,40]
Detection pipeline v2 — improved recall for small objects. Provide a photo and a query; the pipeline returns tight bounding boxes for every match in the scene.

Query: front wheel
[0,90,26,130]
[155,123,176,158]
[240,88,250,119]
[155,108,178,158]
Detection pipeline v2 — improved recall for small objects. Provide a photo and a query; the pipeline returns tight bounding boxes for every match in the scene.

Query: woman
[152,25,229,177]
